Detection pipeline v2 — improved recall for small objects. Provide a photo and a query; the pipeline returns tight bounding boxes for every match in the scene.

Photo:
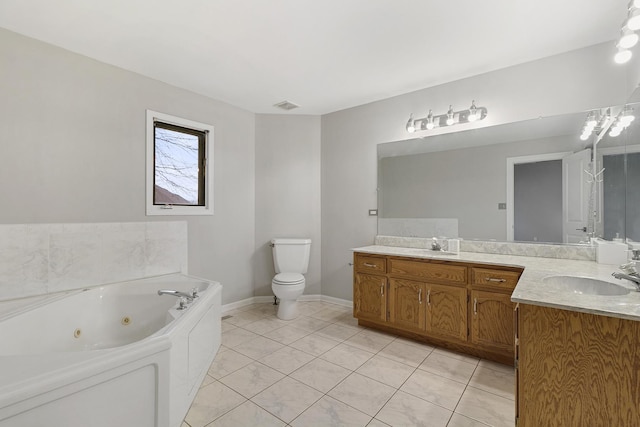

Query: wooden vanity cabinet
[353,252,522,364]
[514,303,640,426]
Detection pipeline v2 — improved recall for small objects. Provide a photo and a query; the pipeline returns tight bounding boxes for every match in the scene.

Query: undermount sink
[543,275,631,296]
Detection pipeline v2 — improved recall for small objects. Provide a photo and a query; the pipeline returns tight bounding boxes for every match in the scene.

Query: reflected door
[562,149,591,243]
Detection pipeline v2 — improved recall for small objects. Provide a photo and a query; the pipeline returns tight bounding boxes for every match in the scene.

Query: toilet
[271,238,311,320]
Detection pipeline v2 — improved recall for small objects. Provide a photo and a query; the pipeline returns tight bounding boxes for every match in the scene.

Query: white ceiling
[0,0,629,114]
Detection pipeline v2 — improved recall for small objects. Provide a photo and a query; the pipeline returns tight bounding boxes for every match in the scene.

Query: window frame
[146,110,214,216]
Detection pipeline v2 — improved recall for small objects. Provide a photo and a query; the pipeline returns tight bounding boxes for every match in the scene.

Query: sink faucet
[157,288,199,301]
[431,237,441,251]
[612,263,640,290]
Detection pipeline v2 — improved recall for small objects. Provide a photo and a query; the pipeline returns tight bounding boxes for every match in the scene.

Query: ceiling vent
[273,100,300,111]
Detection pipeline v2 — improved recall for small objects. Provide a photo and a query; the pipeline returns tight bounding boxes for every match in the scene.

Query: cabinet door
[470,290,514,352]
[388,278,426,332]
[354,273,387,322]
[426,284,467,341]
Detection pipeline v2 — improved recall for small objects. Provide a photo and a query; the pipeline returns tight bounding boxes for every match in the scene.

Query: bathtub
[0,273,221,427]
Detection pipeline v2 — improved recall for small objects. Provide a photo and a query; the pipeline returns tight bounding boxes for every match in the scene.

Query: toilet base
[276,299,299,320]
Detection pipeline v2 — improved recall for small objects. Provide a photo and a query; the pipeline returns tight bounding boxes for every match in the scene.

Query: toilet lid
[273,273,305,285]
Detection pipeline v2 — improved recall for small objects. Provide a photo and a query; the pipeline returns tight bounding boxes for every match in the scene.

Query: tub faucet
[157,289,198,301]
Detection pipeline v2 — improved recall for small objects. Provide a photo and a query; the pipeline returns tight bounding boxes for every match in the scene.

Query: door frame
[506,152,571,241]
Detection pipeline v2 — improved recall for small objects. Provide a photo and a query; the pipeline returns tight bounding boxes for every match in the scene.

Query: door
[562,149,591,243]
[388,278,426,332]
[354,273,387,322]
[426,284,467,341]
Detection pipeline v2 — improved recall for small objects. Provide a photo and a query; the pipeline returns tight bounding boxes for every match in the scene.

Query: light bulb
[406,114,415,133]
[467,101,478,122]
[614,47,633,64]
[446,105,454,126]
[627,8,640,31]
[620,28,639,49]
[621,107,635,124]
[585,112,597,128]
[425,110,435,130]
[580,133,590,141]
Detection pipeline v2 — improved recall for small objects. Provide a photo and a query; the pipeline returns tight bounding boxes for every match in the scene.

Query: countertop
[353,245,640,321]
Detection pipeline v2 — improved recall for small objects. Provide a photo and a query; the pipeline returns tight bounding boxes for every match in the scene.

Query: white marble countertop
[353,245,640,321]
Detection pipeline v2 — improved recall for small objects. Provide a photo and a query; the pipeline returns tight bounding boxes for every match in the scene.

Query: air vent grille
[274,100,300,111]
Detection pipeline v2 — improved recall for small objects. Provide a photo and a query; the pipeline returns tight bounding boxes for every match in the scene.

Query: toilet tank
[271,238,311,274]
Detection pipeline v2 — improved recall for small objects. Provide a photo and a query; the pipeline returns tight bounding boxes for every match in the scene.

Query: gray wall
[322,42,629,301]
[0,28,256,305]
[254,114,322,296]
[514,160,562,243]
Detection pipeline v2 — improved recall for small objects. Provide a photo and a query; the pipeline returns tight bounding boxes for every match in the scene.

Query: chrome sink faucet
[431,237,441,251]
[612,263,640,290]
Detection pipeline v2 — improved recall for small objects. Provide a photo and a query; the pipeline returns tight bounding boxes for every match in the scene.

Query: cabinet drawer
[471,267,521,290]
[354,254,386,274]
[389,258,467,285]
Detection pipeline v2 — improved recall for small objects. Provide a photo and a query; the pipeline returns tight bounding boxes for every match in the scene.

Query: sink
[542,275,631,296]
[425,250,457,256]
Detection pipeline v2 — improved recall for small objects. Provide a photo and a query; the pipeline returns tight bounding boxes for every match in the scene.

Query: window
[146,110,213,215]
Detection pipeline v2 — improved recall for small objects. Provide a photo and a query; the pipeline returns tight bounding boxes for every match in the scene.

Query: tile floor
[182,301,515,427]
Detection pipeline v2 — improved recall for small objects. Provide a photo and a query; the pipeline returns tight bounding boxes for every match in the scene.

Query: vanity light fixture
[405,101,488,133]
[615,2,640,63]
[580,111,598,141]
[609,106,634,137]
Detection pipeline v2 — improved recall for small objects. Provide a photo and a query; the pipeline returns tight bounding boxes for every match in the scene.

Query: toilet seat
[272,273,305,286]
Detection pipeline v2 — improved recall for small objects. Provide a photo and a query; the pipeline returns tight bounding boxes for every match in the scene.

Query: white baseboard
[222,294,352,314]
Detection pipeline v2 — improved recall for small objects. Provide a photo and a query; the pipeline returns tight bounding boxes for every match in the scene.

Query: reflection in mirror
[377,107,634,245]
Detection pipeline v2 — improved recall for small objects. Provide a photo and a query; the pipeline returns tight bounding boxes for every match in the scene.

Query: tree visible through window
[153,122,206,206]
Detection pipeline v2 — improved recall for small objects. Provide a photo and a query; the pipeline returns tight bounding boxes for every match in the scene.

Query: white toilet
[271,238,311,320]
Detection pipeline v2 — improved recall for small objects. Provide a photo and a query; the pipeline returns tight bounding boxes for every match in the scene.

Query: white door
[562,149,591,243]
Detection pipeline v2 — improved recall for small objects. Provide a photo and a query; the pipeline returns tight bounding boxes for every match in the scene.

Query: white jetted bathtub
[0,274,221,427]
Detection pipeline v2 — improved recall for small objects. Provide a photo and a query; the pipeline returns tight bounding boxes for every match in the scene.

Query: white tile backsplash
[0,221,187,301]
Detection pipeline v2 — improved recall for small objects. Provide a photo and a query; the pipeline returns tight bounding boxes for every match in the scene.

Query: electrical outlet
[498,203,507,210]
[369,209,378,216]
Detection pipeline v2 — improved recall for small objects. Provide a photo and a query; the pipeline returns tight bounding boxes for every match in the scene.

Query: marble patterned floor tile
[219,362,284,398]
[263,325,310,345]
[184,381,246,427]
[259,345,316,374]
[221,322,237,333]
[446,413,491,427]
[252,376,323,423]
[290,395,372,427]
[378,339,433,367]
[355,355,415,388]
[343,330,395,353]
[419,352,478,384]
[244,303,279,317]
[455,386,515,427]
[367,419,392,427]
[209,400,285,427]
[290,333,340,356]
[223,310,266,327]
[232,335,284,360]
[432,347,480,365]
[207,349,254,379]
[376,390,452,427]
[199,374,215,388]
[392,336,436,350]
[327,373,396,416]
[400,369,466,410]
[477,359,515,375]
[319,342,375,371]
[309,307,348,322]
[221,328,260,348]
[315,323,361,342]
[334,313,364,328]
[289,316,332,332]
[290,358,352,393]
[468,365,515,400]
[296,301,329,315]
[241,317,288,335]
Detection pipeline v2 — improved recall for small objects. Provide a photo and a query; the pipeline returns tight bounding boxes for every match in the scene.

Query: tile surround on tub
[0,221,187,301]
[374,235,595,261]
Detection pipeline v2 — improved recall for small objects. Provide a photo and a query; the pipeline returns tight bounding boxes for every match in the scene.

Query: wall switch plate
[369,209,378,216]
[498,203,507,210]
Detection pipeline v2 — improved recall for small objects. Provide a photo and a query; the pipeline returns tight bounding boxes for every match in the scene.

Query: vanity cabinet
[514,303,640,426]
[353,252,522,364]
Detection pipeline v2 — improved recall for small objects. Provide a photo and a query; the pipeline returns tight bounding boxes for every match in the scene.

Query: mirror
[378,105,638,244]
